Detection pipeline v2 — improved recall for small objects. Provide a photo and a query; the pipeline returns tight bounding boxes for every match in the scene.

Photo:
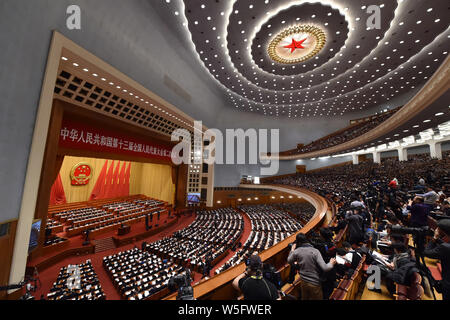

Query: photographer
[423,220,450,300]
[383,243,419,296]
[168,269,194,300]
[287,233,336,300]
[232,254,279,300]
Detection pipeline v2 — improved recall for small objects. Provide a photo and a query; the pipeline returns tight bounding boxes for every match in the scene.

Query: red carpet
[31,213,196,300]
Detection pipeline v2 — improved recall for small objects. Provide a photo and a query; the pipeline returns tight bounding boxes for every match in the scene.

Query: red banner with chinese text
[59,119,173,162]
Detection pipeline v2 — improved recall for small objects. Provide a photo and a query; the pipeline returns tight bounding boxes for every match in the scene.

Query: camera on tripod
[168,269,194,300]
[388,225,434,237]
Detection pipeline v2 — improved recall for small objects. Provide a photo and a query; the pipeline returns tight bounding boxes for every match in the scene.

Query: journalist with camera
[232,254,279,300]
[168,269,194,300]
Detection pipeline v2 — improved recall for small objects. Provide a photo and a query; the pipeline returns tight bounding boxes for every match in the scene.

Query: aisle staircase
[93,237,116,253]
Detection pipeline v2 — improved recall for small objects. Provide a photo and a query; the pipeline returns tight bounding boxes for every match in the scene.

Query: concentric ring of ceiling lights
[173,0,450,118]
[268,25,327,65]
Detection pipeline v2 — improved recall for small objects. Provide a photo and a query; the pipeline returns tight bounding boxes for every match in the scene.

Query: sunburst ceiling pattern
[163,0,449,118]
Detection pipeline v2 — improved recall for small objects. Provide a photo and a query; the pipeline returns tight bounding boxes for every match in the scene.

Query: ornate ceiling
[160,0,449,118]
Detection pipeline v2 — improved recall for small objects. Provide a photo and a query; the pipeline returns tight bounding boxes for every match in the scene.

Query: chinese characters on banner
[59,119,173,162]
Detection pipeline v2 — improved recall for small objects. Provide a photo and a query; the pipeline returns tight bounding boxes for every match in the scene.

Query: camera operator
[287,233,336,300]
[168,269,194,300]
[232,254,279,300]
[423,220,450,300]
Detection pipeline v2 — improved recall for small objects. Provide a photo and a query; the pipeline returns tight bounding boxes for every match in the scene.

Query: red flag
[123,162,131,196]
[118,161,127,197]
[108,161,121,198]
[89,160,108,200]
[49,173,67,205]
[102,160,115,199]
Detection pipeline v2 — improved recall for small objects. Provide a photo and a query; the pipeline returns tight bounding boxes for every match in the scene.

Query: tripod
[412,233,437,300]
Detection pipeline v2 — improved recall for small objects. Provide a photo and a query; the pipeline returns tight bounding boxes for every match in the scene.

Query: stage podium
[118,224,131,236]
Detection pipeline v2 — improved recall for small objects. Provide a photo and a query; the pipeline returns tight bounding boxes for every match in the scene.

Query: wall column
[373,152,381,164]
[398,148,408,162]
[429,141,442,160]
[352,154,359,165]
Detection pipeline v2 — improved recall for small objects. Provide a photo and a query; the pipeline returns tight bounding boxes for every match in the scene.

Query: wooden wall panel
[0,220,17,298]
[133,163,175,204]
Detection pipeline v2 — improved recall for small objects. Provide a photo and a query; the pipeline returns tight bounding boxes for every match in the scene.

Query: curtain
[89,160,108,200]
[49,173,67,205]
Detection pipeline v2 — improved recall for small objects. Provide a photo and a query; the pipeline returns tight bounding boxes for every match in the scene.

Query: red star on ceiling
[283,38,307,53]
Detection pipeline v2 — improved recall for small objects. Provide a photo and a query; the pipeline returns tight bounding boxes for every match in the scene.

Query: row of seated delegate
[102,201,147,215]
[51,200,165,236]
[48,198,168,238]
[133,199,165,209]
[240,205,303,232]
[44,235,68,247]
[146,208,243,272]
[274,202,316,223]
[46,218,63,231]
[46,260,106,300]
[53,207,105,223]
[103,248,183,300]
[174,210,243,244]
[65,208,165,236]
[215,205,304,274]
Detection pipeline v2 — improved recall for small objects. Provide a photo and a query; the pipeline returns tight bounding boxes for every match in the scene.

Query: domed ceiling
[159,0,449,118]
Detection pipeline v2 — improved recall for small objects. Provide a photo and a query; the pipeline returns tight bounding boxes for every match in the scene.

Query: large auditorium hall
[1,0,449,314]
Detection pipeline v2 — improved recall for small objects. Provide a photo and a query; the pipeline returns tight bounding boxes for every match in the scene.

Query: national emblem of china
[71,163,93,186]
[268,25,326,65]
